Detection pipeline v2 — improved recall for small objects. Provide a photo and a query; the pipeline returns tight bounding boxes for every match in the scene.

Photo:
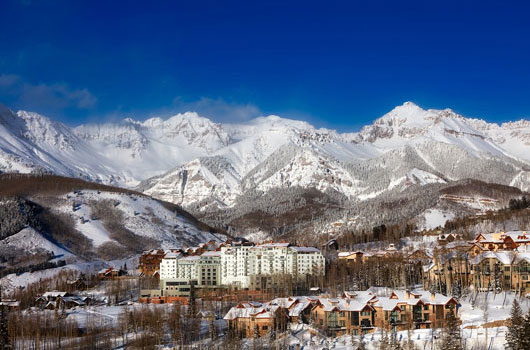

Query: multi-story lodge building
[311,292,376,336]
[470,251,530,293]
[422,232,530,294]
[472,231,530,253]
[225,289,459,338]
[138,249,166,277]
[147,240,325,298]
[159,251,222,297]
[224,296,315,337]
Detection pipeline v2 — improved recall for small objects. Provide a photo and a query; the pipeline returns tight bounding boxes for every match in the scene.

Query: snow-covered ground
[13,290,522,350]
[421,208,456,230]
[276,291,528,350]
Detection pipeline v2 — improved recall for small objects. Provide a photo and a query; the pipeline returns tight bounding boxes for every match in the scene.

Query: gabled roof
[470,251,516,265]
[316,297,374,312]
[342,290,377,304]
[224,301,279,320]
[374,297,402,311]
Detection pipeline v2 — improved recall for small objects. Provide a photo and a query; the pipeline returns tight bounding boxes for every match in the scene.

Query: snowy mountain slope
[51,189,223,249]
[0,174,226,264]
[3,101,530,235]
[128,103,530,211]
[0,227,75,260]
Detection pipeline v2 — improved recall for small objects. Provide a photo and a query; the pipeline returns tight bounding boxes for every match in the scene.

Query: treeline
[2,300,232,349]
[0,257,66,279]
[509,196,530,210]
[324,256,424,295]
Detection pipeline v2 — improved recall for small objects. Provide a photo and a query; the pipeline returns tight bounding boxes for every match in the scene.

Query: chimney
[430,292,435,302]
[405,291,410,300]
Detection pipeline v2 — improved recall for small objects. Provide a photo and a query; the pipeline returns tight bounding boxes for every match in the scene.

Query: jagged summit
[1,102,530,218]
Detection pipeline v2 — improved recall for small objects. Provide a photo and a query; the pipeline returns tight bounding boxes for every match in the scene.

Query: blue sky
[0,0,529,131]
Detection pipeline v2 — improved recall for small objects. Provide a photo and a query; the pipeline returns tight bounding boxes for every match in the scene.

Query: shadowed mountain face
[2,102,530,237]
[0,174,225,264]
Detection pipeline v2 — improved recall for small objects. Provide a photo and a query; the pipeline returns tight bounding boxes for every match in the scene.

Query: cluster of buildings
[35,291,95,310]
[421,231,530,294]
[337,243,400,262]
[224,289,459,338]
[336,231,530,295]
[139,240,325,300]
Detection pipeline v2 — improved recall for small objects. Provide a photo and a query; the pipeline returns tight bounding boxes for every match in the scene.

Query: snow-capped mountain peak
[2,102,530,225]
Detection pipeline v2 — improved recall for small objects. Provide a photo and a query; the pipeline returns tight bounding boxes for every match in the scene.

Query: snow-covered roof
[502,231,530,242]
[42,291,69,298]
[201,251,221,257]
[375,289,456,309]
[470,251,517,265]
[474,231,530,244]
[178,255,201,262]
[338,251,355,257]
[374,297,401,311]
[0,300,19,307]
[316,297,373,312]
[342,291,377,304]
[290,247,321,253]
[255,242,291,248]
[223,301,278,320]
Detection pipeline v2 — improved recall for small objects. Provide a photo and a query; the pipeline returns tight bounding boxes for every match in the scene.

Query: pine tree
[0,288,9,350]
[506,299,525,350]
[439,310,463,350]
[520,309,530,350]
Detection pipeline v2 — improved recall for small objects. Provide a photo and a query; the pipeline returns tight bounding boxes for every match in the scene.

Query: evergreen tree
[0,288,9,350]
[440,310,463,350]
[520,309,530,350]
[506,299,525,350]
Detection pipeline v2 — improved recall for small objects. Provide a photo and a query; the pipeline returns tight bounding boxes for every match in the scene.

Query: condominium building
[220,241,254,288]
[159,252,222,297]
[226,289,459,338]
[222,241,325,289]
[153,240,325,297]
[471,251,530,293]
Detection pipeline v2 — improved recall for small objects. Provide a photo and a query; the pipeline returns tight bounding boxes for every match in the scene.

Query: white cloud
[0,74,97,111]
[153,97,262,123]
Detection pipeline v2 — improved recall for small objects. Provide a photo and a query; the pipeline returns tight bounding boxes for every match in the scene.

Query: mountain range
[1,101,530,237]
